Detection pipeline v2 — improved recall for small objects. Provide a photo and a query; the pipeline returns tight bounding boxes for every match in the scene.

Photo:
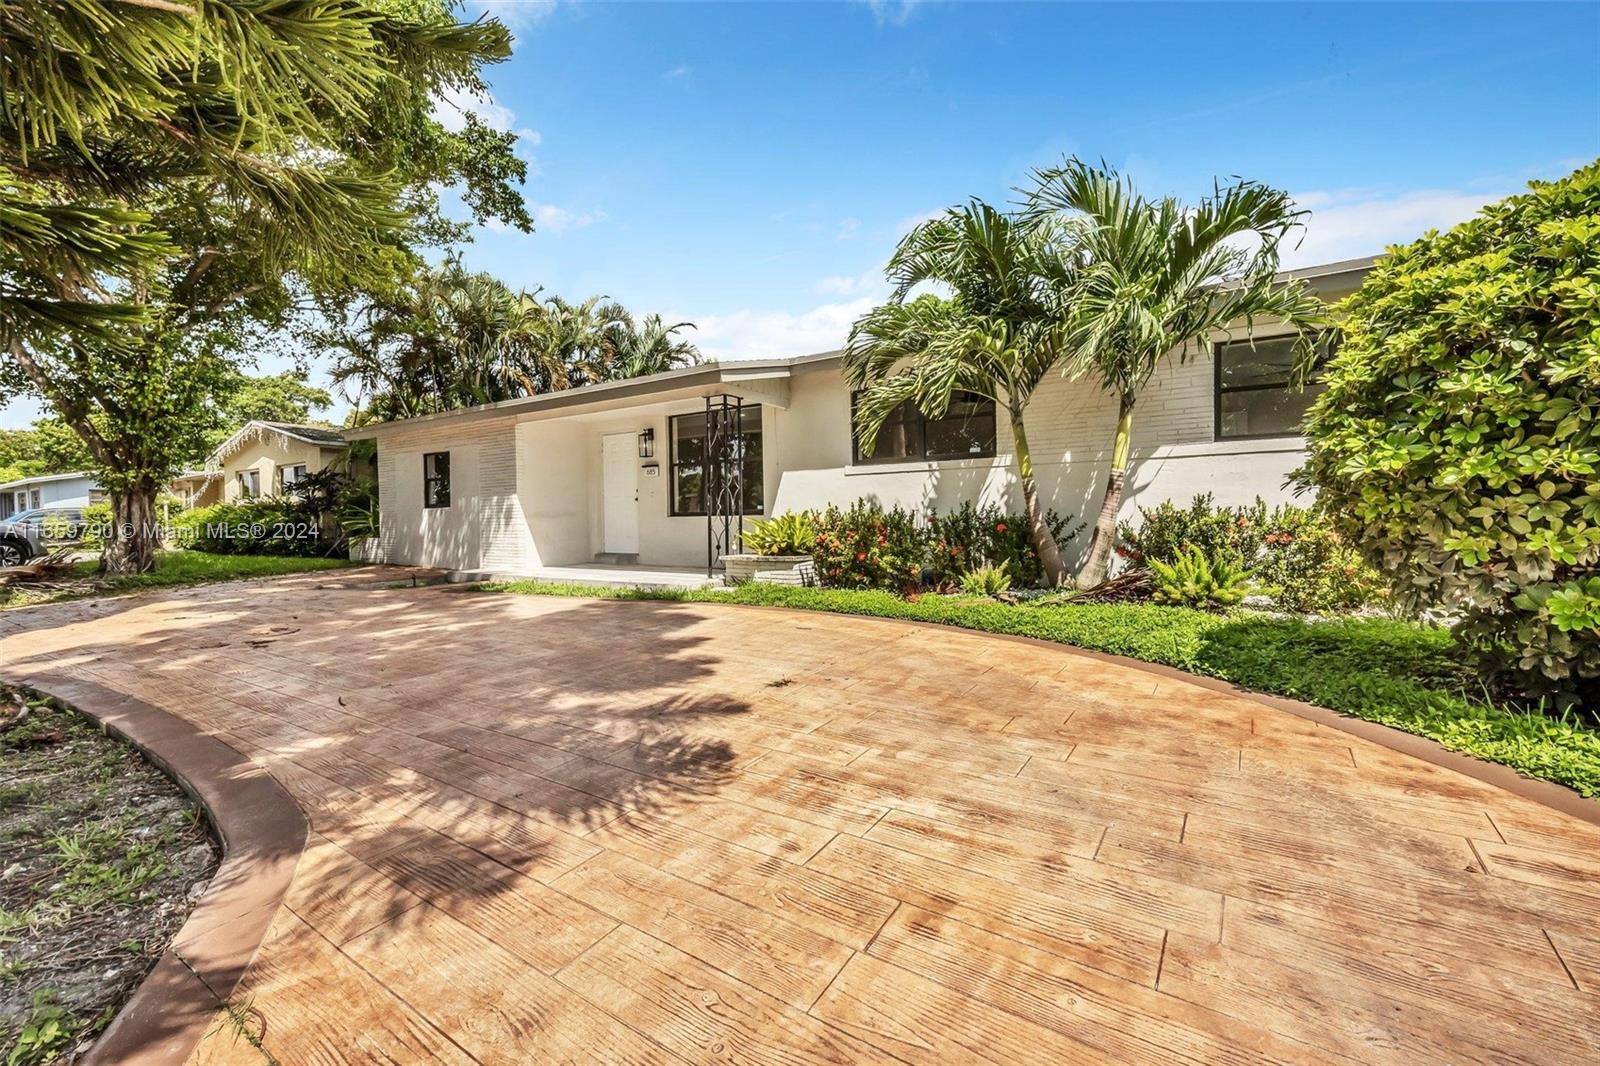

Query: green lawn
[1,552,351,609]
[484,580,1600,799]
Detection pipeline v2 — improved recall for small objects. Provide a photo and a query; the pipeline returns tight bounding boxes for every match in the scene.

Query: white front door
[601,433,639,554]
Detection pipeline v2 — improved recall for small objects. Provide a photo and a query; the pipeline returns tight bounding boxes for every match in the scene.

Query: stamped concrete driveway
[4,573,1600,1065]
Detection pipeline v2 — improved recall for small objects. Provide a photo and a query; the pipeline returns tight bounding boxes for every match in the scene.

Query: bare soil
[1,686,217,1063]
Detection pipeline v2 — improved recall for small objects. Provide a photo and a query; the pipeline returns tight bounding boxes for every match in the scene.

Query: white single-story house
[0,471,103,519]
[347,256,1373,577]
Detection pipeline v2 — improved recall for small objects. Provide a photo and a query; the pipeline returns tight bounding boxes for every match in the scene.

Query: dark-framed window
[423,451,451,508]
[237,470,259,499]
[851,391,997,464]
[669,405,762,517]
[1214,336,1329,440]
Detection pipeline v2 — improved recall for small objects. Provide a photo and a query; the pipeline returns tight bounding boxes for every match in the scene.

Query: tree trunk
[1077,392,1136,589]
[1010,407,1067,588]
[101,483,160,575]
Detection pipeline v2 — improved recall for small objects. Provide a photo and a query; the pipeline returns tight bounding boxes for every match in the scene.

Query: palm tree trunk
[1077,392,1136,589]
[1010,407,1067,588]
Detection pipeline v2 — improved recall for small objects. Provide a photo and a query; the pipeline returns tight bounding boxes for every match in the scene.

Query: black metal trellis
[704,394,745,575]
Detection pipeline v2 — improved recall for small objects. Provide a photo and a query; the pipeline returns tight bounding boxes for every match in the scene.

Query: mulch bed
[1,686,218,1063]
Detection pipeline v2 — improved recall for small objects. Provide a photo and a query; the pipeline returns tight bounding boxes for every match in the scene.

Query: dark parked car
[0,508,87,566]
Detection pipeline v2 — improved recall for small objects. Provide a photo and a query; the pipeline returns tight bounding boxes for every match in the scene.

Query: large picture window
[1214,336,1328,440]
[851,391,997,464]
[423,451,451,508]
[670,405,762,516]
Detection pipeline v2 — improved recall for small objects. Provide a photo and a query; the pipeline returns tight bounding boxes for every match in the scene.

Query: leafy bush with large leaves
[1297,162,1600,705]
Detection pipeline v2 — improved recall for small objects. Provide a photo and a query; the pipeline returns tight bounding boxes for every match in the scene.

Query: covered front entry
[600,432,640,555]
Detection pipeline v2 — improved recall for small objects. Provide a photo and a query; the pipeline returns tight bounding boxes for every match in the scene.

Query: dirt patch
[1,686,218,1063]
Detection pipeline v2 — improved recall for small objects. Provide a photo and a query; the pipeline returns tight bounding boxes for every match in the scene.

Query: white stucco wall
[375,415,534,572]
[367,328,1319,573]
[770,338,1312,568]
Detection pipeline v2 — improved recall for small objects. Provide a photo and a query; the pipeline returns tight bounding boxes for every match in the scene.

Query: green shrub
[1120,493,1383,614]
[1149,546,1252,610]
[743,512,816,556]
[337,478,380,542]
[1297,162,1600,706]
[1253,506,1385,614]
[959,564,1012,598]
[812,499,927,591]
[1117,492,1265,566]
[927,501,1077,589]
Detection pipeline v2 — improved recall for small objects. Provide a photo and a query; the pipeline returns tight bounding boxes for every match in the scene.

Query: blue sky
[7,0,1597,427]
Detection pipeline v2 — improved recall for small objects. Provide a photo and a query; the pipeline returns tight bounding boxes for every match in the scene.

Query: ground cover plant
[483,580,1600,799]
[0,688,217,1062]
[0,552,350,610]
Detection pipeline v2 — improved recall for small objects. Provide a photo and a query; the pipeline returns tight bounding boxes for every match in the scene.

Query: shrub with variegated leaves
[1296,161,1600,706]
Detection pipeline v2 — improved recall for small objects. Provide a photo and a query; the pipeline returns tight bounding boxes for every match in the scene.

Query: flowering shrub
[927,501,1076,589]
[1252,507,1384,614]
[811,500,926,592]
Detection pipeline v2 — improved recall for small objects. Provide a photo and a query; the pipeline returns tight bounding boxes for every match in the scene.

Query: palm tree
[603,312,700,380]
[845,201,1079,586]
[1025,158,1330,589]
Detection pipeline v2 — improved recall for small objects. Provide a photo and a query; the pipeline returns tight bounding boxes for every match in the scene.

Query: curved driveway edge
[15,674,307,1066]
[754,601,1600,827]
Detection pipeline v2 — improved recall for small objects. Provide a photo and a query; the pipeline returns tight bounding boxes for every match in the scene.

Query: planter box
[723,553,814,586]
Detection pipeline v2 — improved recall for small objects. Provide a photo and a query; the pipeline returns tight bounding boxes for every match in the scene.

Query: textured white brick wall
[374,415,534,572]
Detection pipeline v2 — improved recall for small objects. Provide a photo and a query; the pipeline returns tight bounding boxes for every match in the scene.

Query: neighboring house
[348,257,1373,575]
[0,471,103,519]
[168,469,224,509]
[205,421,352,503]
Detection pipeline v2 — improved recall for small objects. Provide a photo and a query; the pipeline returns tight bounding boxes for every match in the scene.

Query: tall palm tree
[1025,158,1330,589]
[603,312,700,380]
[846,201,1079,586]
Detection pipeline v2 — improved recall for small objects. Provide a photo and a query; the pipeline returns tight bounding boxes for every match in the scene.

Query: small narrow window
[280,464,308,492]
[423,452,451,508]
[237,471,259,499]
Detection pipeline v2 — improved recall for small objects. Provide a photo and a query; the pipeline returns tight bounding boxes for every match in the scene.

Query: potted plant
[723,512,816,584]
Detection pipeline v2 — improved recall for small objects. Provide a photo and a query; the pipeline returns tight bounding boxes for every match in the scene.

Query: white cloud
[664,64,693,81]
[676,295,886,362]
[1283,187,1501,268]
[835,217,861,241]
[466,0,556,40]
[532,203,605,232]
[814,270,884,296]
[894,207,944,235]
[863,0,923,27]
[431,84,517,133]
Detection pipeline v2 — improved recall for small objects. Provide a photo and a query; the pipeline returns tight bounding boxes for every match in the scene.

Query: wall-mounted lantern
[638,427,655,459]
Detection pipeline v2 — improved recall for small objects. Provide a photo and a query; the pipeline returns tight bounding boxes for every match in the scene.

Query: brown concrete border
[11,675,307,1065]
[592,595,1600,830]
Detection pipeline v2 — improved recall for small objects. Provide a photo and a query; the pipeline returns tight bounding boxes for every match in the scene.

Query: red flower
[995,522,1007,533]
[856,551,866,562]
